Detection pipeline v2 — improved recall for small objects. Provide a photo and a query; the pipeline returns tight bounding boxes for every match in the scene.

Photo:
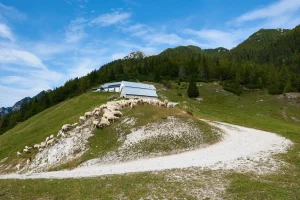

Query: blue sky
[0,0,300,107]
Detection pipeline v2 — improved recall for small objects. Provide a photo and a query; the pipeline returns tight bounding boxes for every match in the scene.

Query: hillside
[0,82,300,199]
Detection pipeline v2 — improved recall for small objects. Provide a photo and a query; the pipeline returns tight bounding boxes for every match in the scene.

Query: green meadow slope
[0,92,112,170]
[0,82,300,199]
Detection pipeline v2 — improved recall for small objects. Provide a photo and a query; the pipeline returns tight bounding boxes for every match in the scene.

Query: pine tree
[187,75,199,98]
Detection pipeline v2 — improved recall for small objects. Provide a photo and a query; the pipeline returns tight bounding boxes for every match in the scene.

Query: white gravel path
[0,120,292,179]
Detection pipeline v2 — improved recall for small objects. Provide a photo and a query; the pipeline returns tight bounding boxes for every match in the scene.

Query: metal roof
[122,81,156,90]
[122,87,158,97]
[99,82,122,89]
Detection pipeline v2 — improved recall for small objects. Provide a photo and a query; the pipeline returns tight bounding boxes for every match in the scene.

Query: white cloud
[235,0,300,24]
[0,48,46,69]
[90,11,131,26]
[0,3,26,21]
[0,23,14,41]
[65,17,87,43]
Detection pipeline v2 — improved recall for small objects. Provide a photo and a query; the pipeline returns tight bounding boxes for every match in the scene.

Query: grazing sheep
[100,104,107,109]
[62,124,72,132]
[57,130,63,137]
[38,148,43,152]
[167,102,178,108]
[164,99,169,106]
[61,132,66,138]
[45,136,50,142]
[84,111,93,119]
[111,110,123,117]
[16,164,21,171]
[92,120,99,127]
[99,117,110,128]
[72,123,78,127]
[94,111,100,116]
[33,144,40,149]
[79,116,86,123]
[46,138,55,146]
[50,134,54,139]
[92,107,101,114]
[103,112,119,122]
[16,151,22,156]
[26,158,31,165]
[23,148,29,153]
[40,142,46,148]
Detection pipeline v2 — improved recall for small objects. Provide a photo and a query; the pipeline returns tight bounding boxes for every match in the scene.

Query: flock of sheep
[15,98,177,171]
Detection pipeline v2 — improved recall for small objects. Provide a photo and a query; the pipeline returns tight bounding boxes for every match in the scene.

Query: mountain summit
[123,51,147,60]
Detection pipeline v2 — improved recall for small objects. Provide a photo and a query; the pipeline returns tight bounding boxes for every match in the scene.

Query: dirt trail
[0,120,292,179]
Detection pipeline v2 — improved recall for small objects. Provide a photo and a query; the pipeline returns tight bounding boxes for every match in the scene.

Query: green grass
[0,82,300,199]
[0,169,227,200]
[0,92,112,172]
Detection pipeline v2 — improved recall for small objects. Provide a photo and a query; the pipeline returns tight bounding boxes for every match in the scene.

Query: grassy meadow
[0,92,112,172]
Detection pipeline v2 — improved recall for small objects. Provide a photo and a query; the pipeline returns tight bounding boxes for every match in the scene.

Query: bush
[222,81,243,95]
[187,81,200,98]
[162,80,173,89]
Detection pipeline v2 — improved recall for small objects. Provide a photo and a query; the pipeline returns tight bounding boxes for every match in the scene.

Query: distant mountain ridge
[0,90,51,118]
[123,51,147,60]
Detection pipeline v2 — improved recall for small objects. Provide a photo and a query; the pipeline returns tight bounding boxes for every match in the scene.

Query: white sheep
[167,102,178,108]
[92,107,101,114]
[111,110,123,117]
[100,104,107,110]
[103,112,119,122]
[40,142,46,148]
[33,144,40,149]
[23,148,29,153]
[57,130,63,137]
[16,151,22,156]
[79,116,86,123]
[72,123,78,127]
[84,111,93,119]
[94,111,101,116]
[16,164,21,171]
[45,136,50,142]
[26,159,31,165]
[50,134,54,139]
[38,148,43,152]
[99,117,110,128]
[46,138,55,146]
[92,120,99,127]
[62,124,72,132]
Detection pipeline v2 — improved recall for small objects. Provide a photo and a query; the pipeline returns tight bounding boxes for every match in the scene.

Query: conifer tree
[187,75,199,98]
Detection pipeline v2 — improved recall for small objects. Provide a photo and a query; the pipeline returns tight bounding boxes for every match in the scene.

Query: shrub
[187,81,200,98]
[222,81,243,96]
[162,80,173,89]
